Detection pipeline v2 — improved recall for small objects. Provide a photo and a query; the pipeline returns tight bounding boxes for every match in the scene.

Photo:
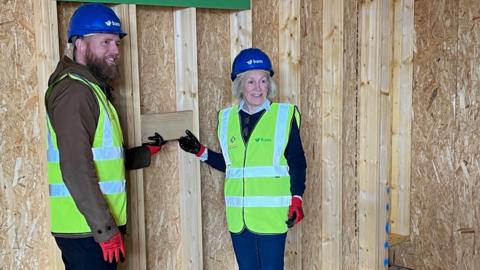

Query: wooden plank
[389,233,409,246]
[33,1,63,269]
[378,0,393,268]
[112,5,147,270]
[174,7,203,270]
[391,0,413,237]
[230,9,252,56]
[279,0,301,269]
[358,0,391,269]
[230,8,252,103]
[279,0,301,104]
[141,111,193,141]
[321,0,344,269]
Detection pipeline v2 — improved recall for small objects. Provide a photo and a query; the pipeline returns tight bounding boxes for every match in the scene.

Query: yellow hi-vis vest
[217,103,300,234]
[46,73,126,234]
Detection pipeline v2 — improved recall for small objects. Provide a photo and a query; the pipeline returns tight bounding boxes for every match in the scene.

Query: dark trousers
[54,236,116,270]
[230,229,287,270]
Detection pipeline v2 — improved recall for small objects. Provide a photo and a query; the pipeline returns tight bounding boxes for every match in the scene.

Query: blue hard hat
[68,3,127,43]
[231,48,274,81]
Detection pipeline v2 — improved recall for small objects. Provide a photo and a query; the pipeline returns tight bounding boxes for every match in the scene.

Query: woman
[178,48,307,270]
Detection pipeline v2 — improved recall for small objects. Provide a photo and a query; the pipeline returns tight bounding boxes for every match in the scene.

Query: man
[45,3,164,269]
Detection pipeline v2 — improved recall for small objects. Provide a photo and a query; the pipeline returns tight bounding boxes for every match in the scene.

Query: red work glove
[143,132,167,156]
[99,232,125,263]
[286,196,304,228]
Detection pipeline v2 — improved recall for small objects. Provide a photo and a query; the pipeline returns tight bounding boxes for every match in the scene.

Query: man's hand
[99,232,125,263]
[286,196,304,228]
[178,130,205,157]
[143,132,167,155]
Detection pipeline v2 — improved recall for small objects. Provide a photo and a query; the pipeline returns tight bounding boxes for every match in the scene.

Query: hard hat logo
[246,59,264,65]
[105,20,121,27]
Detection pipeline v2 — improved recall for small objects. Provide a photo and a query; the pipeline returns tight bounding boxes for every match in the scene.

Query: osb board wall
[299,0,323,269]
[252,0,279,104]
[391,0,480,269]
[136,6,181,270]
[50,2,362,270]
[342,0,360,269]
[0,0,54,269]
[196,8,235,269]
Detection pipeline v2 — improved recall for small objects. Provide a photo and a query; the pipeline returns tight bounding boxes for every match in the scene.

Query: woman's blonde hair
[232,70,277,100]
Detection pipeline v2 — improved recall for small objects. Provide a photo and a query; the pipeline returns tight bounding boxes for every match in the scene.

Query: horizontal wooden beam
[141,111,193,141]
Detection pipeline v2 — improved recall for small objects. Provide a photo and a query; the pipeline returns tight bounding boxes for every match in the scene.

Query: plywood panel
[136,5,181,270]
[278,1,302,268]
[57,2,77,55]
[252,0,279,99]
[33,1,64,268]
[197,8,235,270]
[342,1,360,269]
[299,0,323,269]
[390,1,459,269]
[453,1,480,268]
[0,0,55,269]
[321,0,344,269]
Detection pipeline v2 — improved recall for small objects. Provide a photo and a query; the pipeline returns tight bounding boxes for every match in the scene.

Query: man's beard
[85,48,120,82]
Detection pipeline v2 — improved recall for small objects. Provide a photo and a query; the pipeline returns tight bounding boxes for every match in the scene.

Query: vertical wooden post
[113,5,147,270]
[230,6,252,103]
[358,0,392,269]
[279,0,301,269]
[321,0,344,269]
[391,0,414,237]
[33,1,62,269]
[174,7,203,270]
[378,0,394,267]
[279,0,301,104]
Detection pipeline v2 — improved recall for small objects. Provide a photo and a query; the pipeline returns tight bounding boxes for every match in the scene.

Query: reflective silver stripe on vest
[273,104,290,167]
[219,107,233,166]
[47,124,58,161]
[225,195,292,207]
[226,165,289,179]
[49,180,126,197]
[47,110,123,162]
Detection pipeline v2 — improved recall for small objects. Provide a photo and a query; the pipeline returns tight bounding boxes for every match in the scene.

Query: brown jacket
[46,56,151,243]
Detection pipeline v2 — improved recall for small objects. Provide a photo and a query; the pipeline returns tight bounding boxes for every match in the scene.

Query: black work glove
[178,130,205,156]
[143,132,167,155]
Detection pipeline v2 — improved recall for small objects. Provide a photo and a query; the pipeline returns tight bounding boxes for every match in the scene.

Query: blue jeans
[230,229,287,270]
[55,236,117,270]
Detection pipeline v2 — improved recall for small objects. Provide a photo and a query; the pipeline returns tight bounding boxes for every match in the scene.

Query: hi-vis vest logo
[254,137,272,143]
[246,59,264,65]
[228,136,238,149]
[105,20,121,27]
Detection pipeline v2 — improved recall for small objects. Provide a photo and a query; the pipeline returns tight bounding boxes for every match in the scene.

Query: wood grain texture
[390,1,459,269]
[174,7,203,270]
[136,5,181,270]
[321,0,344,269]
[299,0,323,269]
[0,0,59,269]
[197,7,236,270]
[342,0,360,269]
